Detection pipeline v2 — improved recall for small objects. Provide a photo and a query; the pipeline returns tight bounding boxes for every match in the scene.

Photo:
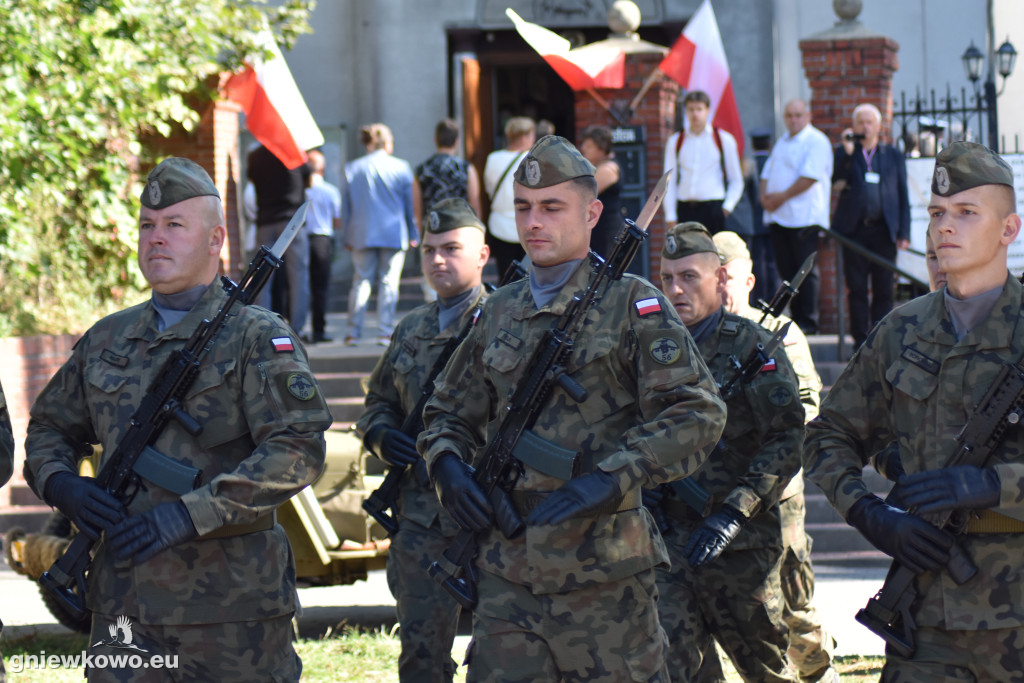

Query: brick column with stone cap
[798,8,899,334]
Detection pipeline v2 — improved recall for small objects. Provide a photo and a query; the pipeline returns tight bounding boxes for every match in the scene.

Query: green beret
[932,141,1013,197]
[425,197,485,234]
[712,231,750,264]
[514,135,595,189]
[662,222,721,261]
[141,157,220,210]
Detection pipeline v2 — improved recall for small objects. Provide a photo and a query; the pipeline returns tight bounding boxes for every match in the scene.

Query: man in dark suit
[832,103,910,350]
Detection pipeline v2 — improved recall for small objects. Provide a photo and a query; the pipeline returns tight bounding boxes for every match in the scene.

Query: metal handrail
[819,226,929,359]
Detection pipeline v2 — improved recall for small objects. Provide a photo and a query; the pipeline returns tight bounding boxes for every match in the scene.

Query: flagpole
[627,66,664,118]
[586,88,624,124]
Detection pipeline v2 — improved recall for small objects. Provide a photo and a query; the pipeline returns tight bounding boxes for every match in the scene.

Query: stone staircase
[802,334,890,565]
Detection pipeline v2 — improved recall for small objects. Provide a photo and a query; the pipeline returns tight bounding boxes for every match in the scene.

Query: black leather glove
[527,471,619,526]
[431,453,492,532]
[871,442,905,482]
[43,472,126,541]
[897,466,1001,516]
[847,494,954,574]
[107,501,198,563]
[364,425,420,468]
[683,505,744,568]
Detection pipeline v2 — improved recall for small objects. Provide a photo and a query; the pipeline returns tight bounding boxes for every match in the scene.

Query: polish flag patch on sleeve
[761,358,777,372]
[634,297,662,317]
[272,336,295,353]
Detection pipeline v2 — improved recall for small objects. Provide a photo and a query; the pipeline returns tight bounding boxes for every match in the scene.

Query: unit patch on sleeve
[634,297,662,317]
[271,336,295,353]
[286,373,317,401]
[761,358,777,372]
[649,337,681,365]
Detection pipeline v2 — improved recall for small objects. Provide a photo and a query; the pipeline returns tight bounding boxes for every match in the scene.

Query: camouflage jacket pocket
[482,336,525,400]
[886,353,939,402]
[571,345,633,427]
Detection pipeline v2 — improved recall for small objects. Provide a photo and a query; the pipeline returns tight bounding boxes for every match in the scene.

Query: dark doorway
[489,62,575,148]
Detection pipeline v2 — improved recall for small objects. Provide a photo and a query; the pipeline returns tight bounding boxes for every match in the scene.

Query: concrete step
[315,371,372,398]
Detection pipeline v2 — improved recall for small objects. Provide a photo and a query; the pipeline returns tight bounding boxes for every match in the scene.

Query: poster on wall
[899,154,1024,284]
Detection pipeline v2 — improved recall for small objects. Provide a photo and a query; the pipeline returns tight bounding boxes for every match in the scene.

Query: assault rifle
[652,321,792,531]
[428,172,671,609]
[38,203,310,622]
[855,361,1024,657]
[362,264,527,535]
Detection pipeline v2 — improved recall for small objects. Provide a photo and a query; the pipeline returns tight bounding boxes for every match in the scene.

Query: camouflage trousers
[466,568,670,682]
[777,495,835,678]
[881,624,1024,682]
[656,532,798,683]
[86,612,299,682]
[385,519,461,682]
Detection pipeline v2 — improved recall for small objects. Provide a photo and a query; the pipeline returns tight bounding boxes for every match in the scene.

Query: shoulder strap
[674,128,728,187]
[489,151,526,202]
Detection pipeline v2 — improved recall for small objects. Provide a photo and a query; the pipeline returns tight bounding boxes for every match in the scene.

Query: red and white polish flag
[658,0,744,155]
[222,31,324,169]
[506,9,625,91]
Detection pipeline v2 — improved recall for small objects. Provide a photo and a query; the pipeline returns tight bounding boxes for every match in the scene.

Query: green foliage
[0,0,314,335]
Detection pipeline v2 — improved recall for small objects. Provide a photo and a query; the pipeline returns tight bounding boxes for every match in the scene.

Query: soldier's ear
[1001,213,1021,246]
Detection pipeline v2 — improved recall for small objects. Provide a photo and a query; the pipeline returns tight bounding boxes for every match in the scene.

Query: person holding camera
[832,103,910,351]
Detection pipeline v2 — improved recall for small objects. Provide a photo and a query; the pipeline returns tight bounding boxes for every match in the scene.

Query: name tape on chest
[901,346,940,375]
[634,297,662,317]
[271,336,295,353]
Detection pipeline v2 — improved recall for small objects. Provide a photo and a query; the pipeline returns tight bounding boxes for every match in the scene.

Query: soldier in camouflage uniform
[709,231,838,683]
[0,380,13,683]
[420,136,726,682]
[805,141,1024,680]
[357,197,491,682]
[653,223,804,683]
[24,158,332,682]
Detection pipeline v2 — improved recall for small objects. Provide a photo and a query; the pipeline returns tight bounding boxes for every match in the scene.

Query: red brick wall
[800,34,899,333]
[0,335,81,506]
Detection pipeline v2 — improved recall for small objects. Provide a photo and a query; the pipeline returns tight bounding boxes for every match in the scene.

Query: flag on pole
[506,9,625,91]
[659,0,744,155]
[222,32,324,169]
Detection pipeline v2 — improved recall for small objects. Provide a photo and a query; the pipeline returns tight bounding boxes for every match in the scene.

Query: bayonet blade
[269,202,309,259]
[790,251,817,294]
[633,171,672,234]
[762,320,792,361]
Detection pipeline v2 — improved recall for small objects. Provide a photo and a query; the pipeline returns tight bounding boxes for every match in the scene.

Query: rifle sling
[197,511,276,540]
[511,488,640,516]
[965,509,1024,533]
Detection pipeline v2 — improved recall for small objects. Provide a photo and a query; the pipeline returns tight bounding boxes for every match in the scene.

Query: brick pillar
[799,31,899,334]
[573,50,678,272]
[142,92,245,280]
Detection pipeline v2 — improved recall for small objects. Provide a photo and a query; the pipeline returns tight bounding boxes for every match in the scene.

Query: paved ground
[1,558,888,658]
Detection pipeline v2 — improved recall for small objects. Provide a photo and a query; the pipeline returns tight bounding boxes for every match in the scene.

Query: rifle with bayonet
[650,321,793,531]
[855,361,1024,657]
[362,263,527,536]
[428,172,671,609]
[38,203,310,622]
[756,251,816,325]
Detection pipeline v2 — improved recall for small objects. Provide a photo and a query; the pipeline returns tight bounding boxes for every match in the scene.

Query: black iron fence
[891,85,1021,157]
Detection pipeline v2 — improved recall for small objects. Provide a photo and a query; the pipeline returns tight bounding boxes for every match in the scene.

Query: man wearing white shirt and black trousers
[663,90,744,235]
[759,99,834,335]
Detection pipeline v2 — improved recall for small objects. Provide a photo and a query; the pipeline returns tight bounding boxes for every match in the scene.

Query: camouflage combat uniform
[420,258,726,683]
[806,274,1024,681]
[25,283,332,682]
[356,288,487,682]
[657,309,804,683]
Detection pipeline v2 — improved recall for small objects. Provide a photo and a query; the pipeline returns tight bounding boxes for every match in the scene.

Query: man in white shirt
[483,116,535,280]
[663,90,744,235]
[759,99,833,334]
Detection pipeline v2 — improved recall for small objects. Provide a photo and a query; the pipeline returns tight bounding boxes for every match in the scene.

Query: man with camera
[832,103,910,351]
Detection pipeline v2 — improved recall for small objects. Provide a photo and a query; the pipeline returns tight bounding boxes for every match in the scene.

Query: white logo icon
[92,615,150,653]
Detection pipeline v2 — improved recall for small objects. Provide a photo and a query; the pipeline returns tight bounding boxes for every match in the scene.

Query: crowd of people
[4,90,1019,683]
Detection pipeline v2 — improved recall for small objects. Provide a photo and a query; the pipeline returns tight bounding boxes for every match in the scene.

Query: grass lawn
[2,627,883,681]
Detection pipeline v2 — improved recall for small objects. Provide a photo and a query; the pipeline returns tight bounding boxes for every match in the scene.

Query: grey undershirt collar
[438,285,481,334]
[152,283,209,331]
[529,259,583,309]
[944,284,1003,340]
[686,307,723,345]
